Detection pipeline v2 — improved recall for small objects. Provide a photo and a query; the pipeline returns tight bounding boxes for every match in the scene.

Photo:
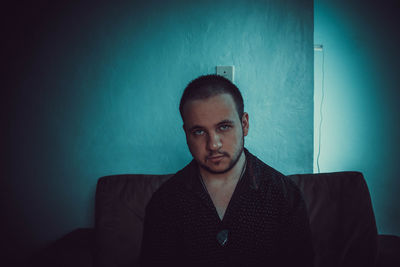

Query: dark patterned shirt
[139,149,314,267]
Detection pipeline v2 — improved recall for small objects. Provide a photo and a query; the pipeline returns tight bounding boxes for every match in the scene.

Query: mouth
[206,154,226,163]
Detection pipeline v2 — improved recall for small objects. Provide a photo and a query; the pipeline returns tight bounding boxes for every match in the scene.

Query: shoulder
[245,149,302,204]
[146,161,194,209]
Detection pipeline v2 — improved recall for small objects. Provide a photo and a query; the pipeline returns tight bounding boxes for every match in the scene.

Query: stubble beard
[198,135,245,175]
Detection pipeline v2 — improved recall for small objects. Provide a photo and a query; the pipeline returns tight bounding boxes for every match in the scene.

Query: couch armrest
[28,228,94,267]
[376,234,400,267]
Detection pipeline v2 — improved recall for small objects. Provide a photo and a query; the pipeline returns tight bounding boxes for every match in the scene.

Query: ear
[241,112,249,136]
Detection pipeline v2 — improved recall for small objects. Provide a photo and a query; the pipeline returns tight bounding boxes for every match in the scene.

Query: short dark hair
[179,74,244,121]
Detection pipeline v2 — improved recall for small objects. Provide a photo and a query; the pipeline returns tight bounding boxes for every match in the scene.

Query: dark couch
[30,172,400,267]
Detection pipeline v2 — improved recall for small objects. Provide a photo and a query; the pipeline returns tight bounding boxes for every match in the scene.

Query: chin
[200,162,234,174]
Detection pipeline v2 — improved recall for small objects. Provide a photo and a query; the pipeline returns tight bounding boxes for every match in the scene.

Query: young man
[139,75,314,266]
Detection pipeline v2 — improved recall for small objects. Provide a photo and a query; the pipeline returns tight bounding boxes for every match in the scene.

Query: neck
[199,150,246,185]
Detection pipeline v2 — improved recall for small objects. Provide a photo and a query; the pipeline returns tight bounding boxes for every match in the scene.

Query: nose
[207,132,222,151]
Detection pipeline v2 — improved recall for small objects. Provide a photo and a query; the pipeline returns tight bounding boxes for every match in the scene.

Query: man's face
[182,93,249,174]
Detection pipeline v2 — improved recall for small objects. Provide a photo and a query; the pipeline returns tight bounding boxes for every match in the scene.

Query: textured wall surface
[314,0,400,235]
[3,0,313,263]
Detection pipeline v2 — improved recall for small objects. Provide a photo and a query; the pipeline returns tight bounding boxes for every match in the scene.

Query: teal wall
[3,0,313,263]
[314,0,400,235]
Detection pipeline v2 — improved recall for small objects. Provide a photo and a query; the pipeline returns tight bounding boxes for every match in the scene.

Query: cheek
[226,130,241,143]
[187,137,204,153]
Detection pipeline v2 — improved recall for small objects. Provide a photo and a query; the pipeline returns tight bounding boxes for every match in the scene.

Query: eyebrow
[217,120,234,126]
[188,119,235,132]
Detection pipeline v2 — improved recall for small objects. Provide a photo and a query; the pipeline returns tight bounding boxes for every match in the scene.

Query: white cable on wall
[314,44,325,173]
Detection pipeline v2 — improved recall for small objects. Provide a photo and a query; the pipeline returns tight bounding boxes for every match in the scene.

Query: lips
[207,155,225,163]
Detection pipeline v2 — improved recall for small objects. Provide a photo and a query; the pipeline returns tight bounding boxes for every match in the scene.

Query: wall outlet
[314,44,323,51]
[216,66,235,82]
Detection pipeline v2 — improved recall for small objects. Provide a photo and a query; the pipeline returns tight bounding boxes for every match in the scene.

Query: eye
[218,124,232,131]
[192,129,205,136]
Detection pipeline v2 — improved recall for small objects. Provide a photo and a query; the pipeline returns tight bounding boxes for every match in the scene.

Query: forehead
[182,93,239,126]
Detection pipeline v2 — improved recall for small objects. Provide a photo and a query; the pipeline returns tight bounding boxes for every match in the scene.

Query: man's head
[180,75,249,174]
[179,75,244,120]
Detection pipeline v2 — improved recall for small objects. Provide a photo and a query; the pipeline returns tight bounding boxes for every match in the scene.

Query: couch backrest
[94,174,173,267]
[288,172,377,267]
[94,172,377,267]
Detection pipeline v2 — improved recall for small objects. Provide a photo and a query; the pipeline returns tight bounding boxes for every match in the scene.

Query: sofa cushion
[289,172,378,267]
[94,174,173,267]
